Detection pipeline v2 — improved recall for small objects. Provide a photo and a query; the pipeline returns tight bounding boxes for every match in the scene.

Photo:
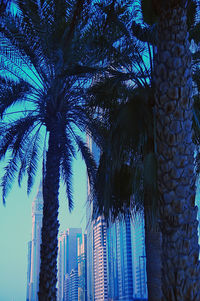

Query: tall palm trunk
[155,2,200,300]
[144,209,162,301]
[38,124,61,300]
[144,123,162,301]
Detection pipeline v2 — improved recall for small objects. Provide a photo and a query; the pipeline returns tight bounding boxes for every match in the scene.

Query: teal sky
[0,152,87,301]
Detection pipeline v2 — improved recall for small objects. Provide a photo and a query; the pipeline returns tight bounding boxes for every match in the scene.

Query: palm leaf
[27,129,42,194]
[61,146,74,211]
[0,78,31,117]
[190,22,200,44]
[75,135,97,186]
[2,153,19,204]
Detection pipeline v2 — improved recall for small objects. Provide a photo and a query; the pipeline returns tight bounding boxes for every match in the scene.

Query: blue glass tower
[107,215,134,301]
[57,228,82,301]
[132,215,147,300]
[77,234,87,301]
[86,136,100,301]
[107,223,119,300]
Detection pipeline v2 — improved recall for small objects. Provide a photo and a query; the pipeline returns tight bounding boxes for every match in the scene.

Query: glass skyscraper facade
[107,223,119,300]
[57,228,82,301]
[78,234,87,301]
[93,216,108,301]
[132,215,147,300]
[86,135,100,301]
[26,183,43,301]
[117,216,134,300]
[107,216,134,301]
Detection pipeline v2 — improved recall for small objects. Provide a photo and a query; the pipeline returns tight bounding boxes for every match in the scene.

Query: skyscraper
[26,183,43,301]
[106,223,119,300]
[70,269,79,301]
[93,216,108,301]
[116,216,134,301]
[77,234,87,301]
[107,216,134,301]
[86,137,109,301]
[132,215,147,300]
[86,135,100,301]
[57,228,82,301]
[26,241,32,301]
[86,200,94,301]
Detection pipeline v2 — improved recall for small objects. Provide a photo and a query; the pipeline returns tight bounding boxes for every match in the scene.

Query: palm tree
[148,0,200,299]
[0,1,104,299]
[89,77,162,301]
[89,1,200,300]
[86,3,162,300]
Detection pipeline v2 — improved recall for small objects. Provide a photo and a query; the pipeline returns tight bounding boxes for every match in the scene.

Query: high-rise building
[107,216,134,301]
[132,215,147,300]
[107,223,119,300]
[26,241,32,301]
[26,183,43,301]
[57,228,82,301]
[93,216,108,301]
[77,234,87,301]
[117,216,134,301]
[63,274,70,301]
[86,199,93,301]
[86,135,100,301]
[70,269,79,301]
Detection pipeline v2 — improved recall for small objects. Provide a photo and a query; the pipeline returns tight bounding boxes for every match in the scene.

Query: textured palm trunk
[144,209,162,301]
[38,125,61,301]
[155,2,200,300]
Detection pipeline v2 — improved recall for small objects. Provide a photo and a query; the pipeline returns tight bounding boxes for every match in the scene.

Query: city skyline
[25,162,148,301]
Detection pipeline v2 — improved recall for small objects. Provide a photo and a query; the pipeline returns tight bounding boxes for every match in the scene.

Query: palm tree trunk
[155,2,200,300]
[38,125,61,301]
[144,210,162,301]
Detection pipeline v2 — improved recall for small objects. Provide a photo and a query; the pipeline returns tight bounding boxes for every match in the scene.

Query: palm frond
[26,129,42,194]
[187,0,198,30]
[190,22,200,44]
[18,135,33,186]
[15,0,43,33]
[61,147,74,211]
[63,0,88,50]
[131,21,157,45]
[75,135,97,187]
[1,152,19,204]
[0,12,49,84]
[0,116,38,160]
[0,77,31,117]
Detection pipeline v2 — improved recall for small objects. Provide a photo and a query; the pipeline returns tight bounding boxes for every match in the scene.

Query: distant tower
[77,234,87,301]
[116,216,134,301]
[86,136,102,301]
[27,182,43,301]
[93,216,108,301]
[107,216,134,301]
[26,241,32,301]
[132,215,147,299]
[70,269,79,301]
[57,228,82,301]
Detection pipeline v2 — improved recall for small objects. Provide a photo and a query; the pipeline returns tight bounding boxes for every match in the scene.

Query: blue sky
[0,152,87,301]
